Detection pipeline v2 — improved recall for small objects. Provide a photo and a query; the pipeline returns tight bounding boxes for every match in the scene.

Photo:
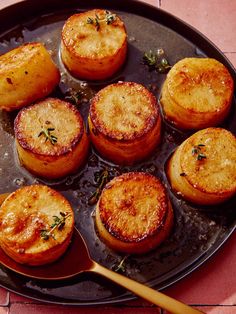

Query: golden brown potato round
[160,58,234,130]
[167,128,236,205]
[0,185,74,266]
[14,98,89,179]
[61,9,127,80]
[96,172,174,254]
[0,42,60,111]
[88,82,161,165]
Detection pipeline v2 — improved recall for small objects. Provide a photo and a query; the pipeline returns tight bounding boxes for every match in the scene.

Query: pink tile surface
[0,288,9,306]
[10,293,36,304]
[139,0,159,7]
[165,306,236,314]
[160,0,236,53]
[9,304,162,314]
[225,53,236,68]
[0,0,22,9]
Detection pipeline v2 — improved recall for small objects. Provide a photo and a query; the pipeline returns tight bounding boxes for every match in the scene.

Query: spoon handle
[91,262,204,314]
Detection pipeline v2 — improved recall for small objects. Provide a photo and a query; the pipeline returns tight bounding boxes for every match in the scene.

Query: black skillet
[0,0,235,306]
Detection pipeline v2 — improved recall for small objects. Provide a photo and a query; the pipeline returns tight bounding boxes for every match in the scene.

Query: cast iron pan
[0,0,235,305]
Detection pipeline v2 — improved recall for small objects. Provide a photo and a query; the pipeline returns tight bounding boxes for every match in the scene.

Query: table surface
[0,0,235,314]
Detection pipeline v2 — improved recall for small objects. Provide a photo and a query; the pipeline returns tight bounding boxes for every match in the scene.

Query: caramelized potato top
[62,9,127,59]
[167,58,234,112]
[89,82,159,140]
[98,172,169,242]
[14,98,85,156]
[180,128,236,194]
[0,185,74,254]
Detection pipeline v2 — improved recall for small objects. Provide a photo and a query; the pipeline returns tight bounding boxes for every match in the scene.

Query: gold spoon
[0,193,204,314]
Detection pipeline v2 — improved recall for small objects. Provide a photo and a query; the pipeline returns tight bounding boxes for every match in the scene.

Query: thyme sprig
[38,127,57,145]
[87,10,116,31]
[88,169,109,205]
[143,51,157,67]
[143,49,172,73]
[105,11,117,24]
[112,255,129,273]
[65,90,83,106]
[192,144,207,160]
[40,212,71,241]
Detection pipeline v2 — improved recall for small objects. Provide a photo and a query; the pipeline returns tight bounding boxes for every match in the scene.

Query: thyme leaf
[86,10,116,31]
[40,212,71,241]
[88,169,109,205]
[112,255,129,273]
[38,127,57,145]
[143,51,157,67]
[105,10,116,24]
[65,90,83,106]
[192,144,207,161]
[87,17,94,24]
[197,153,207,161]
[94,14,100,31]
[40,229,50,241]
[143,49,171,73]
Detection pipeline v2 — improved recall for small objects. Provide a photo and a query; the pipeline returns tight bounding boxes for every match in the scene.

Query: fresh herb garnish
[143,49,171,73]
[88,169,109,205]
[105,10,117,24]
[40,230,51,241]
[87,17,94,24]
[87,10,116,31]
[65,90,83,106]
[38,127,57,145]
[112,255,129,273]
[143,51,157,67]
[40,212,71,241]
[192,144,207,160]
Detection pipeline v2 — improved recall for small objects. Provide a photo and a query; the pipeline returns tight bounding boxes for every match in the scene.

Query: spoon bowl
[0,226,93,280]
[0,193,204,314]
